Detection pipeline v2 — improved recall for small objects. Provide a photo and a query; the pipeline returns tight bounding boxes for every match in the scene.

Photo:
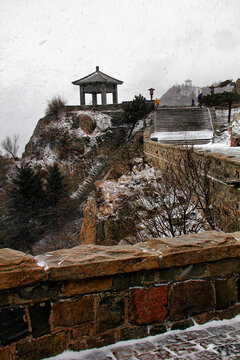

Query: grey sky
[0,0,240,154]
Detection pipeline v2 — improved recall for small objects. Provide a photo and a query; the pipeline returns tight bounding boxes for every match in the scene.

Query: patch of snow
[36,259,49,271]
[215,107,240,124]
[151,130,213,141]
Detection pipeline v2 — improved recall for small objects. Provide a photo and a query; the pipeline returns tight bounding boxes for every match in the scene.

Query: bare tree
[1,134,19,160]
[100,147,238,245]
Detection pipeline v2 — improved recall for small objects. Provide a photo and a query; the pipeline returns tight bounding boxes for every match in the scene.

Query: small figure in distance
[191,98,195,107]
[197,92,203,108]
[155,98,160,108]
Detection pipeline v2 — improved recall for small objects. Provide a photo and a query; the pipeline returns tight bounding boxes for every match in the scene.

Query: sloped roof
[72,66,123,85]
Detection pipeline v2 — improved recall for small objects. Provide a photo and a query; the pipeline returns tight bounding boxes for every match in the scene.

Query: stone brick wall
[144,127,240,230]
[0,231,240,359]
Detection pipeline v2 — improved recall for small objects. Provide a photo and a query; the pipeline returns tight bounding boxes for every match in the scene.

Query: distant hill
[160,80,210,106]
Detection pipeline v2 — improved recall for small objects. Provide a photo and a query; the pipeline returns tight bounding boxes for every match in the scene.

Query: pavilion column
[113,85,118,104]
[80,85,85,106]
[92,93,97,106]
[101,86,107,105]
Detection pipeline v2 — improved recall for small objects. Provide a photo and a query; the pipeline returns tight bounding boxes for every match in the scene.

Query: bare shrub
[45,95,66,117]
[1,134,19,160]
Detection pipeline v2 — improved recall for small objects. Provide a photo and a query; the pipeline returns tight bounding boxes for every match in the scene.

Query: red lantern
[148,88,155,102]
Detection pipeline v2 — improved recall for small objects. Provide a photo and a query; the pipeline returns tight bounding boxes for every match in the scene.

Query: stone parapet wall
[0,231,240,359]
[65,104,124,112]
[144,128,240,230]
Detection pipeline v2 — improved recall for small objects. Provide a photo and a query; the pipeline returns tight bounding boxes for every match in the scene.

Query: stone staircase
[152,107,213,145]
[71,155,108,201]
[155,107,212,132]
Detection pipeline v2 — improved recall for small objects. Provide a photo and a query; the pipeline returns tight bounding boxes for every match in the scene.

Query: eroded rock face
[79,114,96,134]
[79,198,98,244]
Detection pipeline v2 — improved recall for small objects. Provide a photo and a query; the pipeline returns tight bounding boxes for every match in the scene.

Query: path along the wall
[144,126,240,231]
[0,231,240,359]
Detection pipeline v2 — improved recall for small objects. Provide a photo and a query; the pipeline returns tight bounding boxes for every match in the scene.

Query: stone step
[155,108,213,133]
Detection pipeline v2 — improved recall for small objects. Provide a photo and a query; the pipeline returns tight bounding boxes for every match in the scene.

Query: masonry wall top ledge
[0,231,240,290]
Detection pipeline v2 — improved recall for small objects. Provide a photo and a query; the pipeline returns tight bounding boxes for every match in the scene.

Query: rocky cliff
[20,109,145,253]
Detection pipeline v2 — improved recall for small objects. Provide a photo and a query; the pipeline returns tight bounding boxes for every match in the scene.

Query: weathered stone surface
[51,296,94,327]
[36,245,159,281]
[19,283,61,302]
[131,286,168,324]
[79,114,96,134]
[206,258,240,277]
[62,277,112,297]
[120,326,148,341]
[170,319,194,331]
[79,198,99,244]
[71,323,94,340]
[16,332,65,360]
[0,249,45,290]
[169,280,215,320]
[96,292,124,333]
[86,332,116,350]
[149,325,167,336]
[0,347,10,360]
[215,277,238,309]
[135,231,240,269]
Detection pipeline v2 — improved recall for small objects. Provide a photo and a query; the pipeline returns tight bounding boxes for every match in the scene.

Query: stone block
[130,286,168,324]
[68,340,88,352]
[215,277,238,309]
[170,319,194,331]
[237,276,240,301]
[0,308,29,346]
[51,296,94,327]
[206,258,240,277]
[217,304,240,320]
[112,345,137,359]
[35,245,159,282]
[16,332,65,360]
[29,302,51,338]
[62,277,112,297]
[134,232,240,269]
[0,249,45,290]
[96,292,124,333]
[149,325,167,336]
[120,326,148,341]
[19,283,61,302]
[86,331,116,349]
[169,280,214,320]
[71,323,94,340]
[0,290,16,307]
[112,272,141,291]
[0,348,10,360]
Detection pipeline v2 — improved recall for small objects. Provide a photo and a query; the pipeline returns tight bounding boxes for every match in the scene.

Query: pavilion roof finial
[96,66,99,72]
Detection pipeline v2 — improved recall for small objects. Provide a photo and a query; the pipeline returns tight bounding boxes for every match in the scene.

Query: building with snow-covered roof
[72,66,123,106]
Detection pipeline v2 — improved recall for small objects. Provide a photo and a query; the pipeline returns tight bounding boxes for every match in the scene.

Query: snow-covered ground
[195,126,240,157]
[42,315,240,360]
[151,130,213,141]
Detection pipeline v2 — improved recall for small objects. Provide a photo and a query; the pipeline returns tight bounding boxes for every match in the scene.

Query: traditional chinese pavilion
[72,66,123,106]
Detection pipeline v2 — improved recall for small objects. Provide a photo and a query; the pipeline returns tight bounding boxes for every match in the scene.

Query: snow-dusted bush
[45,95,66,117]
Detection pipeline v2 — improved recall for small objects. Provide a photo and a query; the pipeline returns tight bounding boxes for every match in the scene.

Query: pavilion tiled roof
[72,66,123,85]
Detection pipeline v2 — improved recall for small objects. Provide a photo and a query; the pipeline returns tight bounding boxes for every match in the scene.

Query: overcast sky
[1,0,240,154]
